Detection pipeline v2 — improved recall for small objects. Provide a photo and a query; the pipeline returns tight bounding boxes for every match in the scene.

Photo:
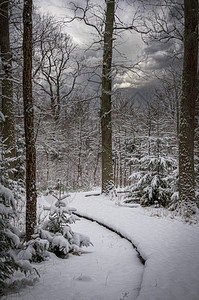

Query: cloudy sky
[34,0,183,95]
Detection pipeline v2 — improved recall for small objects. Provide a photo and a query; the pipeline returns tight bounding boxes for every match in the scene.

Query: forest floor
[2,191,199,300]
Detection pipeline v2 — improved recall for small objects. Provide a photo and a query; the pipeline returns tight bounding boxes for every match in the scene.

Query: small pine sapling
[130,155,177,207]
[37,182,92,258]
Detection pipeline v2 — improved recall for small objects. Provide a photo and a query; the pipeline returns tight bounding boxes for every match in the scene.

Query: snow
[0,183,16,212]
[2,211,143,300]
[51,234,70,254]
[3,191,199,300]
[5,229,20,247]
[0,111,5,122]
[70,192,199,300]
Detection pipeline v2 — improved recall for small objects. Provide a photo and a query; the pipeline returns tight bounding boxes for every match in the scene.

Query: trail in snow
[3,217,144,300]
[71,192,199,300]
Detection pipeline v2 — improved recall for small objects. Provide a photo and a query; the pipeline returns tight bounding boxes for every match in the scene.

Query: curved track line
[74,211,145,265]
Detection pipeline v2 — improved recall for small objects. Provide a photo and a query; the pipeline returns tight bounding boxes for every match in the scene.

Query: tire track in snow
[74,212,145,265]
[73,212,146,299]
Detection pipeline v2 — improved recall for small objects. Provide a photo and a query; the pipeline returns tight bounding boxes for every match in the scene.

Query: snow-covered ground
[70,191,199,300]
[2,194,143,300]
[3,191,199,300]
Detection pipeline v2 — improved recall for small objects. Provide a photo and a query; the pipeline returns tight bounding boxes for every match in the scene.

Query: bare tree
[112,94,136,188]
[33,23,81,122]
[177,0,198,217]
[23,0,37,240]
[68,0,146,193]
[100,0,115,193]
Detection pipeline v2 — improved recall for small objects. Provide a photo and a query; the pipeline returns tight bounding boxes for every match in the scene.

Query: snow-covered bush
[33,191,92,258]
[130,154,177,207]
[0,184,34,295]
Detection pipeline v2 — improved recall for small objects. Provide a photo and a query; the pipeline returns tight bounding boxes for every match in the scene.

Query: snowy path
[3,218,144,300]
[71,192,199,300]
[4,191,199,300]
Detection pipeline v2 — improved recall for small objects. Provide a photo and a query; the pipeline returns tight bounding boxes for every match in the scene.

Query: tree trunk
[101,0,115,194]
[119,151,123,188]
[178,0,198,217]
[195,71,199,194]
[0,0,16,180]
[23,0,37,241]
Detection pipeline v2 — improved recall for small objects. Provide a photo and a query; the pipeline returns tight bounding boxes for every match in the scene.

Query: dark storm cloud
[144,38,183,70]
[35,0,183,92]
[143,41,174,70]
[144,40,174,56]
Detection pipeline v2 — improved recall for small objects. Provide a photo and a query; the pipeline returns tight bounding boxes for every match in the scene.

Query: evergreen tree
[0,184,34,295]
[20,182,92,261]
[39,185,92,257]
[130,134,177,207]
[0,184,18,291]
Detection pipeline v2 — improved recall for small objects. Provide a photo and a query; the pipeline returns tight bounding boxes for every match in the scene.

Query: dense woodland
[0,0,198,293]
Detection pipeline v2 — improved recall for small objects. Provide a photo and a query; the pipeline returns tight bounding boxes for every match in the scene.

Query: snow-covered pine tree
[0,184,18,290]
[0,134,15,189]
[33,183,92,258]
[128,93,178,207]
[130,134,177,207]
[0,184,34,295]
[0,123,26,230]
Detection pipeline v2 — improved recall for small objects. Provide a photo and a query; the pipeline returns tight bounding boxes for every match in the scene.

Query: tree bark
[0,0,16,180]
[195,71,199,194]
[178,0,198,216]
[101,0,115,194]
[23,0,37,240]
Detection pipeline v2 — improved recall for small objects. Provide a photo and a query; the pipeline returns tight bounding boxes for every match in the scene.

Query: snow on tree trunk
[23,0,37,240]
[178,0,198,217]
[101,0,115,194]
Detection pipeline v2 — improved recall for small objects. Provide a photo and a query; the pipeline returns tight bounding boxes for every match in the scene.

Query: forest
[0,0,198,299]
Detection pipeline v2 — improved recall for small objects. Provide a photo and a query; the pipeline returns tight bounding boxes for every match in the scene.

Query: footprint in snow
[75,274,93,282]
